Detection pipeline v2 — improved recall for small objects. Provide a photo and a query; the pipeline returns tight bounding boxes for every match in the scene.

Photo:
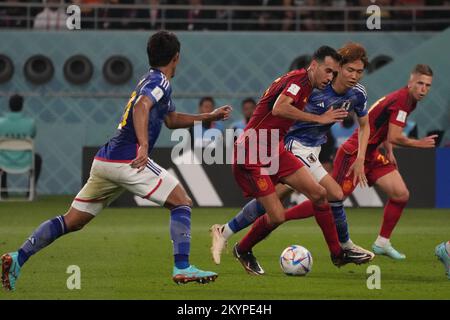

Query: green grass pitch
[0,196,449,300]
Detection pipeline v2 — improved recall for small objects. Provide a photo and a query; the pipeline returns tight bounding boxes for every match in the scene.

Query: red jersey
[342,86,417,155]
[240,68,312,144]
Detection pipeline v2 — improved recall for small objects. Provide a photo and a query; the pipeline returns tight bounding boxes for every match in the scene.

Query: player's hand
[317,108,348,124]
[346,157,367,187]
[209,105,233,121]
[386,151,397,167]
[417,134,438,148]
[131,145,148,173]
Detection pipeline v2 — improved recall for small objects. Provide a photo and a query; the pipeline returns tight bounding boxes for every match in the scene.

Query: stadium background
[1,29,449,206]
[0,1,449,301]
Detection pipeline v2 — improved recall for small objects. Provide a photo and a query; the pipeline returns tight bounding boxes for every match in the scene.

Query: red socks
[238,214,278,253]
[238,201,342,257]
[379,199,407,239]
[285,200,315,221]
[313,203,342,257]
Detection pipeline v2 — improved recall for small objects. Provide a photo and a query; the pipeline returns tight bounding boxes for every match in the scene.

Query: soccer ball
[280,245,313,276]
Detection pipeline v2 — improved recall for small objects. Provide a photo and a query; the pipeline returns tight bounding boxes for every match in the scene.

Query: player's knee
[328,188,344,202]
[267,214,284,226]
[392,188,409,202]
[310,185,327,204]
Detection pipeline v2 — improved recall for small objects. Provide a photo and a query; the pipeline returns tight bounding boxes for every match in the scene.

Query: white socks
[446,241,450,256]
[340,239,355,250]
[221,224,234,240]
[375,235,390,247]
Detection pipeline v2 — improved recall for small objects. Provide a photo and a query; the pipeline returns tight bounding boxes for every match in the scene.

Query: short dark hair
[411,64,433,76]
[312,46,341,63]
[242,97,256,106]
[9,94,23,112]
[199,96,215,106]
[147,31,180,68]
[338,42,369,68]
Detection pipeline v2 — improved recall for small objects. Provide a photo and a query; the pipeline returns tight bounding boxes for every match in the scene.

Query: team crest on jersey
[341,100,352,111]
[256,177,269,191]
[306,153,317,163]
[342,179,353,194]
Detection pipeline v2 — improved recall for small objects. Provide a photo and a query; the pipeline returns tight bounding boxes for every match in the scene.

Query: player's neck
[331,79,349,95]
[155,66,173,80]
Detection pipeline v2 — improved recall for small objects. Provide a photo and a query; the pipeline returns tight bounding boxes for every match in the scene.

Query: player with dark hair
[332,64,436,259]
[210,43,375,269]
[228,46,370,275]
[0,31,232,291]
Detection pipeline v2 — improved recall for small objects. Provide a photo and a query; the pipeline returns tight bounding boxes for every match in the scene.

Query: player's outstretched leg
[210,199,265,265]
[435,241,450,280]
[166,185,217,284]
[1,208,93,291]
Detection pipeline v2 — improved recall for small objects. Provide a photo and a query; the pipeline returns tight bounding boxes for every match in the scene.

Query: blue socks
[18,215,67,267]
[228,199,265,233]
[330,201,350,243]
[170,206,191,269]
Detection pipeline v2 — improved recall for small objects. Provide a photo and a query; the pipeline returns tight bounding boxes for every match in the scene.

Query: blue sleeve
[353,87,368,117]
[139,78,168,105]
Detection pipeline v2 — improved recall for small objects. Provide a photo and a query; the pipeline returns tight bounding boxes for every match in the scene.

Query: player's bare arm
[164,105,232,129]
[131,95,153,172]
[272,94,348,124]
[388,122,438,149]
[347,114,370,187]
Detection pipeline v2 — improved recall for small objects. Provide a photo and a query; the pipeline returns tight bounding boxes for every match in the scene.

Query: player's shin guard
[379,199,407,239]
[237,214,278,253]
[227,199,265,235]
[313,203,342,257]
[284,199,315,221]
[170,206,191,269]
[330,201,350,243]
[17,215,67,267]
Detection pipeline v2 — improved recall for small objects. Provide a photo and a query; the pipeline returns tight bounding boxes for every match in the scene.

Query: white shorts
[286,139,328,182]
[72,158,179,215]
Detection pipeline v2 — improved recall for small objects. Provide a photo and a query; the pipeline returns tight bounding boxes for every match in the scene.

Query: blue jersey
[96,68,175,161]
[285,83,368,147]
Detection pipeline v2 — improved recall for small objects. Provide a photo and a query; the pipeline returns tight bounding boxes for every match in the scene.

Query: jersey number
[118,91,137,129]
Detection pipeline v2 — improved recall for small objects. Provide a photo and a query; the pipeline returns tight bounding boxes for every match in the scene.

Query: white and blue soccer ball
[280,245,313,276]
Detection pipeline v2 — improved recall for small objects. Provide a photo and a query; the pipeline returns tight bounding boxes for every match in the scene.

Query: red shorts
[332,147,397,197]
[232,148,303,198]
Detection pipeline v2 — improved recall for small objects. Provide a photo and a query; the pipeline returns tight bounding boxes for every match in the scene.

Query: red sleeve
[388,97,410,128]
[280,80,305,106]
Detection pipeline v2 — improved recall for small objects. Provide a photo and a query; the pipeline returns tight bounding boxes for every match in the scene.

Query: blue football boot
[1,252,21,291]
[435,242,450,280]
[172,265,218,284]
[372,243,406,260]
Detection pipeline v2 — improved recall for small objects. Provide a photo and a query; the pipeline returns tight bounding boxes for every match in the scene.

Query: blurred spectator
[331,113,357,147]
[102,0,140,30]
[0,94,42,198]
[72,0,105,29]
[282,0,323,31]
[0,0,33,28]
[229,98,256,139]
[133,0,163,30]
[168,0,215,30]
[190,97,225,148]
[33,0,67,30]
[250,0,284,31]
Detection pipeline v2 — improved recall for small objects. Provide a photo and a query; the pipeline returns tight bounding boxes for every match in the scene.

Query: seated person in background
[190,96,225,148]
[0,94,42,198]
[33,0,68,30]
[229,97,257,137]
